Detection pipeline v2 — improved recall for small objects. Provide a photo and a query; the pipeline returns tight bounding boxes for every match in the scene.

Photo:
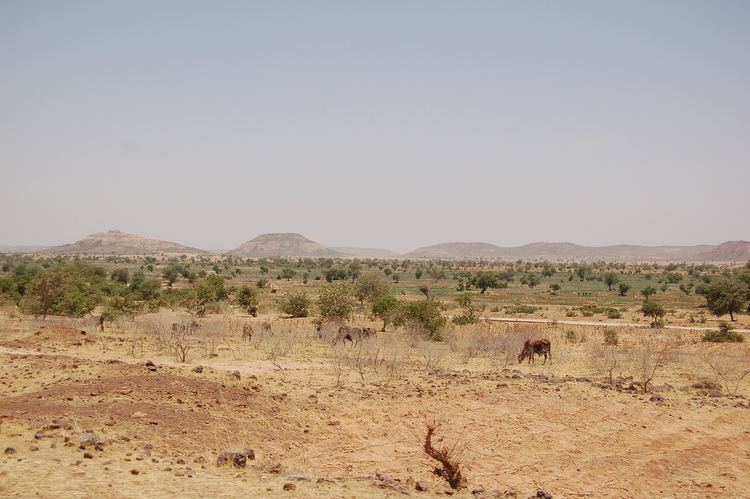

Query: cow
[518,339,552,365]
[242,324,254,342]
[337,325,376,345]
[93,315,105,332]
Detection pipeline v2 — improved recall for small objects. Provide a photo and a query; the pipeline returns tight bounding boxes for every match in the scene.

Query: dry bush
[423,424,467,490]
[699,343,750,395]
[626,332,680,393]
[589,343,623,386]
[416,339,448,372]
[444,328,481,364]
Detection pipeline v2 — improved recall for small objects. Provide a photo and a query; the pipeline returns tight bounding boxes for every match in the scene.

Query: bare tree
[699,344,750,395]
[628,332,679,393]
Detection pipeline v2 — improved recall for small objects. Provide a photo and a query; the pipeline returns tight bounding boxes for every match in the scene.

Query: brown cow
[518,339,552,364]
[172,321,201,334]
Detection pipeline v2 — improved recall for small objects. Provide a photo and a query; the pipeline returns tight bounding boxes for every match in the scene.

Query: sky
[1,1,749,253]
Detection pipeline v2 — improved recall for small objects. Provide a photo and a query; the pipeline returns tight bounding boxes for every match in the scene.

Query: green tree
[618,283,631,296]
[469,272,499,294]
[549,283,561,295]
[640,286,657,300]
[354,273,390,303]
[603,272,619,291]
[641,301,666,326]
[316,281,357,325]
[520,273,541,288]
[704,277,747,321]
[395,300,446,340]
[235,285,259,317]
[282,292,311,318]
[372,294,399,331]
[192,274,227,316]
[280,267,296,280]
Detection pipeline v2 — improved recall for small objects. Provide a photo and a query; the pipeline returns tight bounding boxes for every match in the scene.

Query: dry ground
[1,312,749,498]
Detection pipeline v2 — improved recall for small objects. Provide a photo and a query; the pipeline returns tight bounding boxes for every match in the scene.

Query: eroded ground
[1,315,749,498]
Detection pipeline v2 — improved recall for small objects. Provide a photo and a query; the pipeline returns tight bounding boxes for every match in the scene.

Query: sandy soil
[1,314,749,498]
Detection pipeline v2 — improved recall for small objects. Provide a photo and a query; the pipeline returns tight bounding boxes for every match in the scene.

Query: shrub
[603,330,619,346]
[316,281,357,325]
[395,299,446,340]
[606,309,622,319]
[702,322,744,343]
[282,292,311,318]
[235,285,259,317]
[641,300,665,326]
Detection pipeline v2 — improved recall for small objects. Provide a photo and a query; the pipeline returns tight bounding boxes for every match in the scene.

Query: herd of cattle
[168,320,552,364]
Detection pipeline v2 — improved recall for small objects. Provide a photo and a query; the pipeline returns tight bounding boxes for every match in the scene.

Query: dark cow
[242,324,254,341]
[337,325,376,344]
[518,339,552,364]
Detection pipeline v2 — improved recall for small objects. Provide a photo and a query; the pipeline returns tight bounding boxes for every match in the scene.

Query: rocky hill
[44,230,205,255]
[229,233,343,258]
[403,240,746,262]
[694,241,750,262]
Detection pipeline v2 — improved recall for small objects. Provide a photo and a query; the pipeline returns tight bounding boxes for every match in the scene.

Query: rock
[217,448,255,468]
[4,447,16,455]
[283,483,296,491]
[130,469,140,475]
[78,432,102,449]
[649,394,664,403]
[192,366,204,374]
[692,381,720,390]
[145,360,157,372]
[231,371,241,380]
[416,481,429,491]
[269,463,283,474]
[529,490,552,499]
[83,452,94,459]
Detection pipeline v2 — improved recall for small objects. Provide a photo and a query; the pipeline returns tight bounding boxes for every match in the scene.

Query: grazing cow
[242,324,254,341]
[518,339,552,364]
[337,325,376,344]
[260,322,272,334]
[94,315,105,332]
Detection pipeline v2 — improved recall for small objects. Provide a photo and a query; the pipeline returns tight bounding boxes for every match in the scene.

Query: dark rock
[4,447,16,455]
[416,481,429,491]
[283,483,296,491]
[649,394,664,403]
[192,366,203,374]
[217,448,255,467]
[145,360,157,372]
[83,452,94,459]
[529,490,552,499]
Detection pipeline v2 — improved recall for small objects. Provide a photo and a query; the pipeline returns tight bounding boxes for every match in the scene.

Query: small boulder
[192,366,204,374]
[217,448,255,468]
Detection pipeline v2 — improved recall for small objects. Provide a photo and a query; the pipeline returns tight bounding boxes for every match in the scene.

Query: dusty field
[1,313,749,498]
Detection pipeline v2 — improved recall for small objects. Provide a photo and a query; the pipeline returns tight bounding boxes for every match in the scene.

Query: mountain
[331,247,398,258]
[0,245,50,253]
[403,241,748,262]
[694,241,750,262]
[229,233,343,258]
[405,242,509,259]
[44,230,205,255]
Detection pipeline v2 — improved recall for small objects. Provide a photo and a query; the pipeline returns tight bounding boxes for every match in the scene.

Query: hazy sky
[2,1,748,252]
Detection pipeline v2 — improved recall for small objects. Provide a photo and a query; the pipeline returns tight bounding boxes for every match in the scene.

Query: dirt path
[483,316,750,333]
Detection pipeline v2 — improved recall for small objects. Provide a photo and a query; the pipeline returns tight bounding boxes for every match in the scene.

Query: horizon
[0,227,746,254]
[3,2,749,252]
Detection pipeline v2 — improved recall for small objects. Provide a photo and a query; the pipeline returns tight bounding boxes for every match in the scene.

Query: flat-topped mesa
[43,230,206,255]
[228,233,344,258]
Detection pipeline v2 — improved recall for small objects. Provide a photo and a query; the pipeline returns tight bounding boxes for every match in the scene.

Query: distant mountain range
[403,240,750,262]
[41,230,206,255]
[3,230,749,262]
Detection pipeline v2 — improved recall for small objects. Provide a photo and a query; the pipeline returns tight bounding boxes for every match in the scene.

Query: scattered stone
[416,481,429,492]
[529,490,552,499]
[649,394,664,403]
[269,463,283,474]
[130,469,140,475]
[83,452,94,459]
[4,447,16,455]
[231,370,241,380]
[78,432,102,449]
[217,448,255,468]
[192,366,204,374]
[145,360,157,372]
[30,445,39,451]
[283,483,296,491]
